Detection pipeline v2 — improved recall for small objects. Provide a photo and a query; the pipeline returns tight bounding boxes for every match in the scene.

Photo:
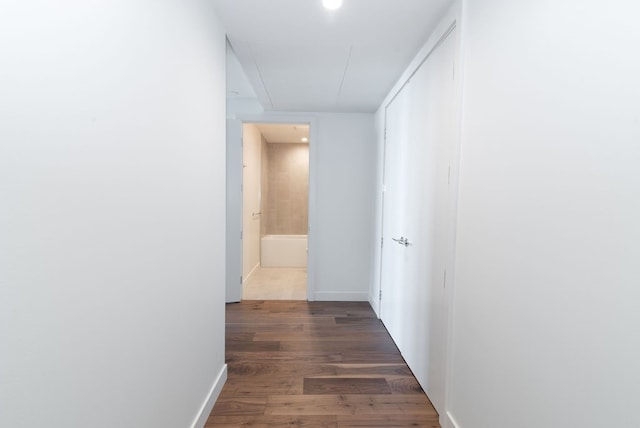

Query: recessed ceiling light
[301,137,309,142]
[322,0,343,10]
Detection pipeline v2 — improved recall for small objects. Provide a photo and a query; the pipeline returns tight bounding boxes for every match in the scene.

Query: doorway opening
[241,122,310,300]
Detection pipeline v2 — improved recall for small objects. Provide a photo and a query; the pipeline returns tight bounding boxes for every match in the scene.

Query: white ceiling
[253,123,310,143]
[214,0,453,113]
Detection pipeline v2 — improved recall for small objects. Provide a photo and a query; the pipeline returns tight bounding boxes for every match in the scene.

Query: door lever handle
[392,237,411,247]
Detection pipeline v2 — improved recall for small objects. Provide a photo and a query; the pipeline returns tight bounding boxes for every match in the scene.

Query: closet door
[380,77,413,353]
[379,27,457,414]
[425,30,457,413]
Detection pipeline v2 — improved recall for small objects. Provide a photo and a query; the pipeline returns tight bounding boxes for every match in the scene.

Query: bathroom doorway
[241,122,310,300]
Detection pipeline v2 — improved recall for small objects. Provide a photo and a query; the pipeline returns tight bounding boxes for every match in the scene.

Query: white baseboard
[313,291,369,301]
[243,263,260,286]
[368,291,380,317]
[191,364,228,428]
[442,411,460,428]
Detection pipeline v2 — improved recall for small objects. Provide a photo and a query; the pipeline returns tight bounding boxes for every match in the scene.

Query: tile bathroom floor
[242,267,307,300]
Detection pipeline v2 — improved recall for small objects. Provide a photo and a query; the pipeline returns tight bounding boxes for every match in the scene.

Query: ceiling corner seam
[336,45,353,103]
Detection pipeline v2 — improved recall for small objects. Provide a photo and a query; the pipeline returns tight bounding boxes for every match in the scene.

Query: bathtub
[261,234,308,268]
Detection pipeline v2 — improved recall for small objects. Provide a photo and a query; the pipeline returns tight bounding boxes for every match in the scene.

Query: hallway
[206,301,439,427]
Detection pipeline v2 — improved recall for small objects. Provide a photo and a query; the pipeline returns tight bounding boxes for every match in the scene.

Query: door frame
[225,118,243,303]
[225,113,318,302]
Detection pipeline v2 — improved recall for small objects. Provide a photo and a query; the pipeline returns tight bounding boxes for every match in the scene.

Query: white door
[225,119,243,303]
[379,28,457,414]
[380,78,413,353]
[424,31,457,412]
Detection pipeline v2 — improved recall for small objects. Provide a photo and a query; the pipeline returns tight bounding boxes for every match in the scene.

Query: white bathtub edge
[261,235,308,268]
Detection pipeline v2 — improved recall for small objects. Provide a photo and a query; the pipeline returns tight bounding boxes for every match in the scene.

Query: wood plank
[221,376,303,395]
[303,378,392,395]
[226,313,337,324]
[386,376,425,394]
[226,351,344,364]
[253,331,392,342]
[264,394,437,416]
[205,415,337,427]
[229,362,412,377]
[338,352,405,364]
[226,341,281,352]
[228,362,339,377]
[210,396,267,416]
[334,317,383,325]
[207,301,440,427]
[326,363,412,373]
[227,323,305,333]
[279,340,399,353]
[336,414,440,427]
[225,332,255,342]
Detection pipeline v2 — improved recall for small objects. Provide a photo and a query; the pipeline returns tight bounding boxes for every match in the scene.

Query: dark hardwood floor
[205,301,440,427]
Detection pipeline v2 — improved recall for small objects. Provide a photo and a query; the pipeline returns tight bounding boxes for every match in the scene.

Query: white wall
[370,108,386,314]
[0,2,227,427]
[225,45,262,302]
[312,113,376,301]
[226,43,264,118]
[448,1,640,427]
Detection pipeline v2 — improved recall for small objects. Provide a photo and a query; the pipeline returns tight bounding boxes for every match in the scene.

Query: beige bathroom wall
[260,136,269,237]
[242,124,263,281]
[265,143,309,235]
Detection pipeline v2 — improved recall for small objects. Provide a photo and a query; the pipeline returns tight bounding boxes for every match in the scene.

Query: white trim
[443,0,465,421]
[368,291,380,317]
[313,291,368,302]
[377,4,460,111]
[225,119,244,303]
[190,364,227,428]
[442,411,461,428]
[243,262,260,286]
